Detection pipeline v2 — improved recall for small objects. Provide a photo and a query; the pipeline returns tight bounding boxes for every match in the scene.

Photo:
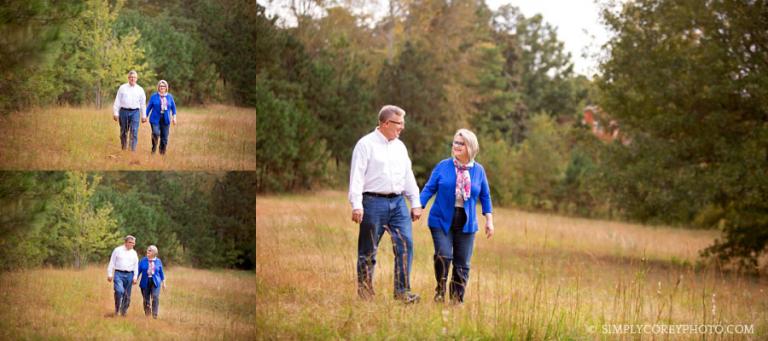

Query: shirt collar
[374,127,394,143]
[453,157,475,168]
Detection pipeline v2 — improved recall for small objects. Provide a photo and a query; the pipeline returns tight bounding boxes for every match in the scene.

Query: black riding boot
[434,255,450,302]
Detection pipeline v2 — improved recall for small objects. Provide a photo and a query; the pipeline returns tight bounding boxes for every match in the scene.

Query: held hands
[141,117,147,123]
[410,207,422,222]
[132,278,138,285]
[107,276,113,283]
[113,115,118,122]
[351,209,363,224]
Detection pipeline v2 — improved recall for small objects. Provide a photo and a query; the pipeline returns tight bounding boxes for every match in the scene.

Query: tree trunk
[95,83,102,110]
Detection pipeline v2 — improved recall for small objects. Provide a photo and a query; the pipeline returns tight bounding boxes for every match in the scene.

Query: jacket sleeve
[420,161,442,208]
[146,94,154,119]
[158,259,165,282]
[137,258,144,281]
[170,95,177,116]
[478,165,493,215]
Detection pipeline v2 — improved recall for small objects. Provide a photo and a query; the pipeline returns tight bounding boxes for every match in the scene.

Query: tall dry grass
[0,105,255,170]
[256,191,768,339]
[0,266,255,340]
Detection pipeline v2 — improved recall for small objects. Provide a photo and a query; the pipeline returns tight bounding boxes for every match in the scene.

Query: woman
[420,128,494,304]
[137,245,166,319]
[145,80,177,155]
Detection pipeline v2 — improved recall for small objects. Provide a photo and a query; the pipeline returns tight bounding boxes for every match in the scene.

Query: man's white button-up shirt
[348,128,421,210]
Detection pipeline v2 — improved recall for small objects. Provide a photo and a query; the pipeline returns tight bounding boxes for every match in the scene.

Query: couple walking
[107,235,167,318]
[112,70,178,155]
[349,105,495,304]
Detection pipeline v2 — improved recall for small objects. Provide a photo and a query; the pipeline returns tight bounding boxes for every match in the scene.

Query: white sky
[489,0,612,76]
[258,0,614,77]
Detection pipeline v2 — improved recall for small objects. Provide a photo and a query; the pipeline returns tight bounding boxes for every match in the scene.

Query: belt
[115,269,133,273]
[363,192,401,198]
[120,107,139,111]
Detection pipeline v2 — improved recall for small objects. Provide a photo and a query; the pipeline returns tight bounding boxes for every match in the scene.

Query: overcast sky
[258,0,615,77]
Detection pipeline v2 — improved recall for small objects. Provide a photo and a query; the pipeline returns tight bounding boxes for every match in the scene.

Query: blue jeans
[150,123,170,154]
[431,208,475,302]
[357,194,414,297]
[119,109,140,151]
[141,280,161,317]
[113,271,134,315]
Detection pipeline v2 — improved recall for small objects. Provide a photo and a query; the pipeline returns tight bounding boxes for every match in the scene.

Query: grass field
[0,105,255,170]
[256,191,768,339]
[0,266,255,340]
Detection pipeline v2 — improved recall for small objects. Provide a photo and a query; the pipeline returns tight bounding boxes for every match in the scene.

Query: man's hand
[107,276,113,283]
[410,207,422,222]
[113,115,118,122]
[132,278,137,285]
[351,209,363,224]
[141,117,147,123]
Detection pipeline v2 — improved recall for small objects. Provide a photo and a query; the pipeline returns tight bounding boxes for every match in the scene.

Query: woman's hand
[485,223,494,239]
[484,213,494,239]
[162,282,167,290]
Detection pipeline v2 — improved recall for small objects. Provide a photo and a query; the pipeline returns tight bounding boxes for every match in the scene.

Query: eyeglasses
[452,141,466,147]
[387,120,403,126]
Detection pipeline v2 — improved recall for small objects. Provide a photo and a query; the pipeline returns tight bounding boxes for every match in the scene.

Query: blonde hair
[455,128,479,161]
[157,80,169,90]
[147,245,158,255]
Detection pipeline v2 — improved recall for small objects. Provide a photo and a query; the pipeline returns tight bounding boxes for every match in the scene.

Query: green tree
[0,172,65,271]
[598,0,768,271]
[47,172,119,268]
[115,8,219,104]
[512,114,568,209]
[0,1,83,112]
[377,40,450,180]
[58,0,153,108]
[211,172,256,269]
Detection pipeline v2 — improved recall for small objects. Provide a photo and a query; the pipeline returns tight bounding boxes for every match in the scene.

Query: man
[107,235,139,316]
[349,105,423,303]
[112,70,147,151]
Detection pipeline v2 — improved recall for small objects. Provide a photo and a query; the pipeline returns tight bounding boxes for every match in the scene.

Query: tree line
[0,0,259,113]
[0,172,256,271]
[256,0,767,273]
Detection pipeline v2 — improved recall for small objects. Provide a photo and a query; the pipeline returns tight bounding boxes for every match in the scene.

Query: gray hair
[378,105,406,123]
[124,235,136,242]
[455,128,480,161]
[147,245,158,255]
[128,70,138,77]
[157,79,168,89]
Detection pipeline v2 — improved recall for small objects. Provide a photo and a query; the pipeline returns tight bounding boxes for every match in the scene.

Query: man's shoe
[395,292,420,304]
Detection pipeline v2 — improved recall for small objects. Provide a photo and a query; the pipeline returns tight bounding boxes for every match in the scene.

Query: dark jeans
[119,109,140,151]
[150,123,170,154]
[141,280,161,317]
[357,194,414,298]
[113,271,134,315]
[431,208,475,303]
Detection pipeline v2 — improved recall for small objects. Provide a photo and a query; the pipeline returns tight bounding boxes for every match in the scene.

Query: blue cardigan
[420,158,493,234]
[137,257,165,289]
[145,92,177,125]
